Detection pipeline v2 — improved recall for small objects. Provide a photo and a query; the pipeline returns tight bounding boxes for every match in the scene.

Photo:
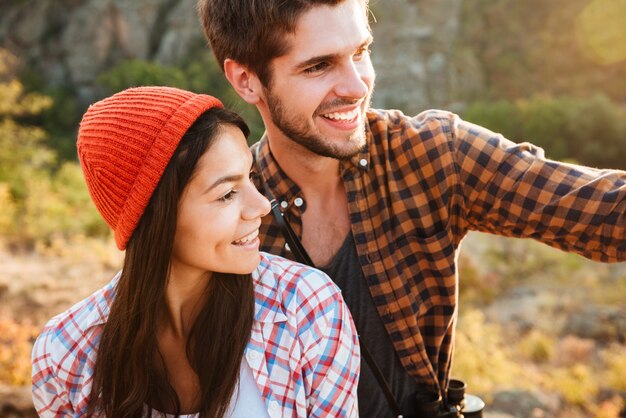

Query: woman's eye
[218,189,239,202]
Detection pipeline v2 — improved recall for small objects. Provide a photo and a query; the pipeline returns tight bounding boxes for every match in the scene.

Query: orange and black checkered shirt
[252,108,626,393]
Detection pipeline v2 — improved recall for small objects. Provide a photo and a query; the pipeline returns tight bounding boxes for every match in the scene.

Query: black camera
[415,379,485,418]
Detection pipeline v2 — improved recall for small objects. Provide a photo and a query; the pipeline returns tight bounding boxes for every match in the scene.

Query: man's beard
[265,89,370,160]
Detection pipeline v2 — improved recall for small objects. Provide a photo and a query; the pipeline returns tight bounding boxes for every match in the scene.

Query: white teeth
[233,229,258,245]
[323,108,359,121]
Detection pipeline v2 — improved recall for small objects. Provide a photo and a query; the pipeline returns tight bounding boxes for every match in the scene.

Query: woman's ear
[224,59,263,105]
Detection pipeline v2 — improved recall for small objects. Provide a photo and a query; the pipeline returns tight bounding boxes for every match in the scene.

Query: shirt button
[270,401,279,411]
[280,201,288,209]
[359,158,367,167]
[247,350,260,362]
[294,197,304,207]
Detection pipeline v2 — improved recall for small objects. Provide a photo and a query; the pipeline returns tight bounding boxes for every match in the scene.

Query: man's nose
[334,60,372,100]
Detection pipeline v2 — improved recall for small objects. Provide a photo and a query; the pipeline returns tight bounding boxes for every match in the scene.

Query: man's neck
[268,138,341,195]
[266,132,351,266]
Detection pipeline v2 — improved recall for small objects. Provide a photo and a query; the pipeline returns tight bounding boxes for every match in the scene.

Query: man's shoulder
[366,108,456,134]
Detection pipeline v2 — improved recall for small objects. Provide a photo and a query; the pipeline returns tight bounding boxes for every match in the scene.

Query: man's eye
[218,189,239,202]
[304,62,329,74]
[354,47,371,59]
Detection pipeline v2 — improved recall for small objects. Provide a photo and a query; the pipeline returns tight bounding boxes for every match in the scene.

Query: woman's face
[170,124,271,280]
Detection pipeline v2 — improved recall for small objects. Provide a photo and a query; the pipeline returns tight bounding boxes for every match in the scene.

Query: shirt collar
[253,123,373,203]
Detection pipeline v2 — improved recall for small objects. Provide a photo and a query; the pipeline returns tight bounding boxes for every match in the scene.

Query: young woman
[31,86,360,418]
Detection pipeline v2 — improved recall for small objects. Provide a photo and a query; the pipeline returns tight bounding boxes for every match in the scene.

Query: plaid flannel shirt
[252,108,626,393]
[32,252,360,417]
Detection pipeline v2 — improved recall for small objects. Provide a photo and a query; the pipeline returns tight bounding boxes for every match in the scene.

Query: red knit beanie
[77,86,223,250]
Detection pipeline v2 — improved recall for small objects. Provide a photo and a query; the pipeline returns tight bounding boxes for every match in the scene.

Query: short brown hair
[198,0,368,86]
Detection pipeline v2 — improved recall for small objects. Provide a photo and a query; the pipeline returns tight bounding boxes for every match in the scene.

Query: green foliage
[97,58,189,91]
[462,95,626,169]
[40,87,82,162]
[0,118,55,200]
[17,68,82,163]
[0,49,107,246]
[0,184,16,233]
[453,309,525,396]
[96,56,265,143]
[0,57,55,200]
[517,329,556,363]
[20,163,108,242]
[545,364,599,405]
[600,344,626,391]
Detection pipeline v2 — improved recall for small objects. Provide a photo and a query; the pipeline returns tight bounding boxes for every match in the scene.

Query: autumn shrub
[20,163,107,243]
[0,49,107,246]
[0,183,16,234]
[600,343,626,392]
[0,317,39,386]
[453,309,525,397]
[545,364,599,405]
[517,329,557,363]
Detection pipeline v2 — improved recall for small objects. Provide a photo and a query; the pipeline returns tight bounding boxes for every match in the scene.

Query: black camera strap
[255,160,403,417]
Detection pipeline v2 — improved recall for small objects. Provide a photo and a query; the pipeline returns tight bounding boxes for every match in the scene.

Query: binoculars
[415,379,485,418]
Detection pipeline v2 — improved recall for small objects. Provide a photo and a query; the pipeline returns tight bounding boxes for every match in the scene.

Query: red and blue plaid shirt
[253,108,626,395]
[32,252,360,417]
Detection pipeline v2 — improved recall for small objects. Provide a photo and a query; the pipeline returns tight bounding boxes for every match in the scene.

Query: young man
[198,0,626,416]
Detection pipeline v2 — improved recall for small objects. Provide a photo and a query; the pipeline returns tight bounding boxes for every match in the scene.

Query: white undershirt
[155,359,270,418]
[226,358,270,418]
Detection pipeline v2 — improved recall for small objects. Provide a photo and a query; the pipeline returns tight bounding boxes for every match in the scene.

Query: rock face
[370,0,483,114]
[0,0,203,104]
[0,0,480,111]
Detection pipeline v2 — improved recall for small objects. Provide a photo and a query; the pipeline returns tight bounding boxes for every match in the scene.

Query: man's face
[260,0,375,160]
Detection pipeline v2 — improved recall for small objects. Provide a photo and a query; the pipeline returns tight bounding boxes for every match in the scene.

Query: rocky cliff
[0,0,481,113]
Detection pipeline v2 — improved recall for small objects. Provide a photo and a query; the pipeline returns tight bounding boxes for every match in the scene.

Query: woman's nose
[243,185,271,220]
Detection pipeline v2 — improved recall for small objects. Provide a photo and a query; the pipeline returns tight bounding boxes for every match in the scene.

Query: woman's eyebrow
[203,174,243,194]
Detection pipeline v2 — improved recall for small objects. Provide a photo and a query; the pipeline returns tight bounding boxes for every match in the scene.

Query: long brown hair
[87,108,254,418]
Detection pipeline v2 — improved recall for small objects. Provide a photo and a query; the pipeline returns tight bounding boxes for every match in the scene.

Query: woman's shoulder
[254,252,344,320]
[32,276,118,368]
[257,252,340,295]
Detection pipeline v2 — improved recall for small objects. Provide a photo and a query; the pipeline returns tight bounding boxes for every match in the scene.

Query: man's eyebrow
[295,37,373,71]
[295,54,337,70]
[203,174,243,194]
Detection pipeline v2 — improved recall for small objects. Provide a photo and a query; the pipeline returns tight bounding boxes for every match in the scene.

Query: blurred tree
[463,95,626,169]
[0,49,107,245]
[0,49,54,200]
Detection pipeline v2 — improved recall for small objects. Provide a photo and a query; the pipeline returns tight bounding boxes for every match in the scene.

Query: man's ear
[223,59,263,105]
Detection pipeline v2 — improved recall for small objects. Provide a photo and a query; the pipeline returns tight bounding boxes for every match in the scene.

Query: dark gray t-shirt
[320,232,420,418]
